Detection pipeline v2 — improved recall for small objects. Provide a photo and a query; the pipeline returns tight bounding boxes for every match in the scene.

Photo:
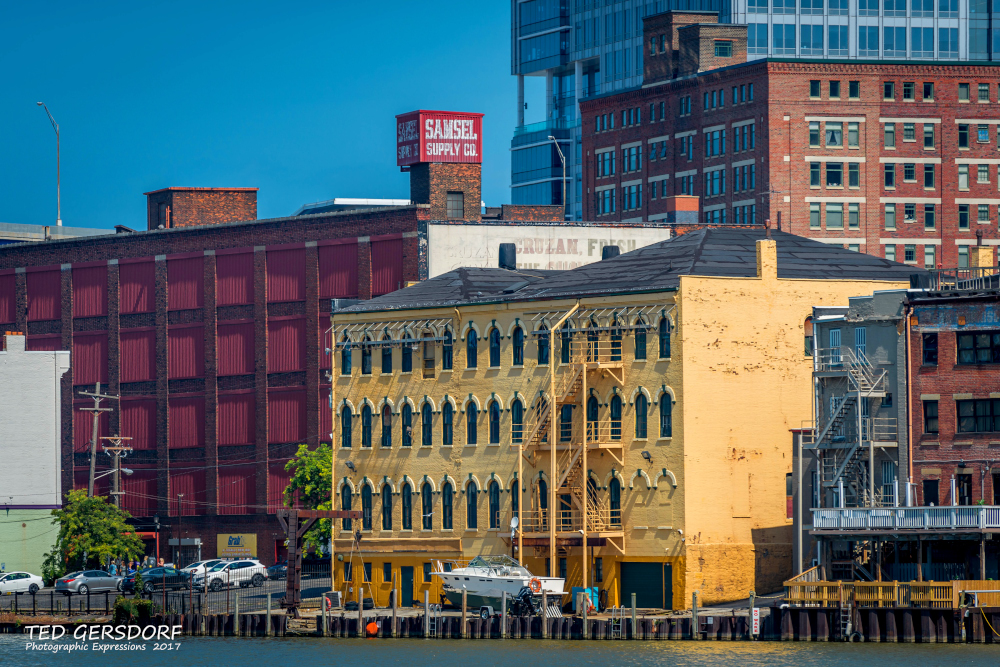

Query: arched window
[340,406,352,448]
[511,477,519,516]
[381,405,392,448]
[587,395,599,443]
[421,483,433,530]
[467,481,478,529]
[511,399,524,444]
[401,404,412,447]
[634,318,647,360]
[361,485,373,530]
[421,403,433,447]
[488,480,501,529]
[341,484,352,530]
[381,334,393,374]
[442,328,453,370]
[658,318,671,359]
[401,482,412,530]
[537,326,550,365]
[340,335,352,374]
[489,328,501,367]
[361,405,372,448]
[609,478,622,526]
[561,324,572,364]
[610,315,622,361]
[381,484,393,530]
[467,402,478,445]
[660,395,673,437]
[489,400,501,444]
[610,395,622,440]
[560,404,573,442]
[804,316,814,356]
[537,479,548,529]
[402,335,413,372]
[442,482,453,529]
[512,326,524,365]
[466,330,478,368]
[442,402,453,445]
[635,394,648,438]
[361,336,372,375]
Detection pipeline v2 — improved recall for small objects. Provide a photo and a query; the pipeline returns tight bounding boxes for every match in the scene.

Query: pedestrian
[110,561,117,576]
[158,557,165,567]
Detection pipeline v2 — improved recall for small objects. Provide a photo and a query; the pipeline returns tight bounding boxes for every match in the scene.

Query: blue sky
[1,1,532,230]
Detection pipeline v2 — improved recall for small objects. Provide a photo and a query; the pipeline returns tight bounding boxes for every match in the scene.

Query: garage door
[620,562,672,609]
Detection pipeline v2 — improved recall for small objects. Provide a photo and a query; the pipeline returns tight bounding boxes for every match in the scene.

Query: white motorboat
[432,555,565,608]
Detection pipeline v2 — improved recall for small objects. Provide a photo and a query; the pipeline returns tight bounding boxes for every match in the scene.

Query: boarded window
[318,243,359,298]
[168,326,204,379]
[218,392,255,446]
[120,399,156,451]
[216,252,254,306]
[218,322,254,376]
[120,329,156,382]
[371,238,403,296]
[0,273,14,324]
[218,464,255,515]
[72,266,108,318]
[167,257,204,310]
[26,335,61,352]
[267,318,305,373]
[119,261,155,314]
[27,269,61,321]
[169,468,207,516]
[74,400,109,453]
[268,463,294,513]
[121,468,157,516]
[268,389,306,444]
[266,248,306,302]
[73,332,108,386]
[168,396,205,448]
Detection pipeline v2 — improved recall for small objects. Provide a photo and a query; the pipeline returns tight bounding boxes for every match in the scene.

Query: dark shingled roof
[341,228,924,313]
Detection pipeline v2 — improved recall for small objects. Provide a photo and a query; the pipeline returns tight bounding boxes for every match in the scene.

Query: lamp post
[547,135,567,220]
[36,102,61,226]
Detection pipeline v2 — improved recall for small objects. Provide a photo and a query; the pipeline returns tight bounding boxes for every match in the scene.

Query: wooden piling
[920,610,935,643]
[815,609,829,641]
[885,610,898,642]
[902,610,916,643]
[461,589,467,639]
[868,610,880,643]
[781,608,793,641]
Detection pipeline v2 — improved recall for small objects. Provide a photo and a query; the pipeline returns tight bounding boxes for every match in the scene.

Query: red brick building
[582,10,1000,268]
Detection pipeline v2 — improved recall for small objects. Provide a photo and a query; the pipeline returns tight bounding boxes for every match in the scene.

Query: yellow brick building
[328,229,913,609]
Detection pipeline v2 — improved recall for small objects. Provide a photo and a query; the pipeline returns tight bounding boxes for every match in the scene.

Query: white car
[193,560,268,592]
[180,559,226,577]
[0,571,44,595]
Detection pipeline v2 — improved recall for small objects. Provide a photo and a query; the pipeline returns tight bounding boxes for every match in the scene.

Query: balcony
[812,506,1000,533]
[920,267,1000,293]
[509,509,623,536]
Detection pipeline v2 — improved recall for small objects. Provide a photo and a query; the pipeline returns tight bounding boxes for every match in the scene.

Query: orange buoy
[366,621,379,636]
[529,577,542,594]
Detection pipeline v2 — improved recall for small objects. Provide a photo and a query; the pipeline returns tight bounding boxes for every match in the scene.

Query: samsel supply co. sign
[396,110,484,167]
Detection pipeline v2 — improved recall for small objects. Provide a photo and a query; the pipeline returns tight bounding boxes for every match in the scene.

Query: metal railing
[813,505,1000,531]
[568,339,627,367]
[509,508,621,534]
[785,580,974,609]
[924,267,1000,293]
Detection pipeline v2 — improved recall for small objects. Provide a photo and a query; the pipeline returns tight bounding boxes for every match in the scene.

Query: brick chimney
[643,10,719,83]
[144,187,258,230]
[408,163,482,222]
[676,23,748,77]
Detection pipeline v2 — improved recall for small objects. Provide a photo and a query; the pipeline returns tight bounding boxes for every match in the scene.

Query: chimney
[499,243,517,270]
[601,245,621,260]
[756,238,777,281]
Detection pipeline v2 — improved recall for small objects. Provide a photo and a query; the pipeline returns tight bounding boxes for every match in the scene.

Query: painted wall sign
[426,224,671,277]
[396,110,484,167]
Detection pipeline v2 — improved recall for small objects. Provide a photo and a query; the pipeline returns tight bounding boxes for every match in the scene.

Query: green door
[620,562,672,609]
[400,566,414,607]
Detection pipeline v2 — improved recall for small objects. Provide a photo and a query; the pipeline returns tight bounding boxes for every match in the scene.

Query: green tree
[41,490,145,584]
[284,443,333,549]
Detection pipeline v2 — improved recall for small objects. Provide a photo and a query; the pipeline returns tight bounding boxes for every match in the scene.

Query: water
[2,635,998,667]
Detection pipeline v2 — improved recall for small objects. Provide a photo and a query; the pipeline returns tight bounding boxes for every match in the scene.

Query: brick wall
[676,24,747,77]
[145,188,258,230]
[643,11,718,84]
[409,163,482,222]
[497,204,564,221]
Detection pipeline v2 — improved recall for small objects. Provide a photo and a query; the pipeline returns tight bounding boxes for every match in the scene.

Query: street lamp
[547,135,568,220]
[36,102,62,226]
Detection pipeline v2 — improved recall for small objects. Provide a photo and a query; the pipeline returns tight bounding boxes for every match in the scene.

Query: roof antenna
[764,218,771,239]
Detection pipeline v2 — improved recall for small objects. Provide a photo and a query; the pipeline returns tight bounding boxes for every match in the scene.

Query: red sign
[396,110,484,167]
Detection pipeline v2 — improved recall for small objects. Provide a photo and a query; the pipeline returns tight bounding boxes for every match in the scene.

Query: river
[2,635,998,666]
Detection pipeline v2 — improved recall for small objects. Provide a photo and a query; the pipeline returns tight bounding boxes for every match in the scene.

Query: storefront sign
[217,533,256,558]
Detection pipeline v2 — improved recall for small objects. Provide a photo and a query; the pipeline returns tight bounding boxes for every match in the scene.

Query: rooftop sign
[396,110,484,167]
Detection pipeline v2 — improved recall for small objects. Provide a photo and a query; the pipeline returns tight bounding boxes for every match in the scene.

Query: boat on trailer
[431,555,565,609]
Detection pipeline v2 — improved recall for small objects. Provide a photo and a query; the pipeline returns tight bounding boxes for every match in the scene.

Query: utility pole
[101,436,132,508]
[78,382,118,497]
[177,493,185,566]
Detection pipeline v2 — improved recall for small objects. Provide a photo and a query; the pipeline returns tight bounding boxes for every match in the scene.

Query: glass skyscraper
[511,0,996,218]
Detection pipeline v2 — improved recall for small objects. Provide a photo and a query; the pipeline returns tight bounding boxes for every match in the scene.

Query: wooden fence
[785,579,1000,608]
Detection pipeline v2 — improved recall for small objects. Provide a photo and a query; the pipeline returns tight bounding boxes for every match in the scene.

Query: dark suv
[123,567,190,593]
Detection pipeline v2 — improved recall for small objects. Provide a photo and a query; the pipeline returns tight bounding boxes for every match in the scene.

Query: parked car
[266,562,287,580]
[193,560,267,592]
[123,567,190,594]
[0,572,44,594]
[179,559,226,578]
[55,570,122,595]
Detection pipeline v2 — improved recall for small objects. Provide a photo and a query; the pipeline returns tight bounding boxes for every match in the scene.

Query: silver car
[55,570,123,595]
